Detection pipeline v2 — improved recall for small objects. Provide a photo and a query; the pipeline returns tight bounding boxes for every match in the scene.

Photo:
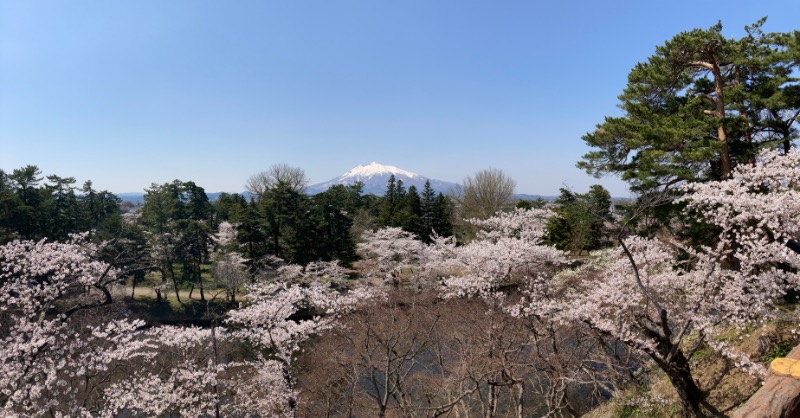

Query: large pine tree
[579,19,799,192]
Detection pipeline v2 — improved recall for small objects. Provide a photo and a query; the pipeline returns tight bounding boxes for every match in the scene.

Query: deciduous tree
[0,236,147,416]
[452,168,516,221]
[522,149,800,417]
[246,163,309,198]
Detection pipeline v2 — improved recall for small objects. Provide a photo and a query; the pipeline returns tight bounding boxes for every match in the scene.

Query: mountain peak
[344,162,419,179]
[306,163,457,195]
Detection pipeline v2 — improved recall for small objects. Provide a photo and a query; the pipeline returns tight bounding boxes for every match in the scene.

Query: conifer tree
[0,169,18,242]
[399,184,422,236]
[579,19,799,192]
[214,192,248,224]
[432,193,453,238]
[544,185,612,254]
[420,180,437,241]
[312,185,359,264]
[8,165,43,240]
[378,175,397,227]
[395,179,406,201]
[79,180,122,235]
[236,202,267,272]
[43,175,80,241]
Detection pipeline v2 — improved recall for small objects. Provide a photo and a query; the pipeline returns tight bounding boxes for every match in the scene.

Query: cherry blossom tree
[1,231,379,417]
[212,252,247,306]
[224,272,380,417]
[516,149,800,417]
[211,221,248,305]
[103,260,378,417]
[357,227,428,286]
[423,208,570,417]
[0,235,148,417]
[431,208,566,299]
[276,260,349,285]
[101,326,227,417]
[211,220,238,250]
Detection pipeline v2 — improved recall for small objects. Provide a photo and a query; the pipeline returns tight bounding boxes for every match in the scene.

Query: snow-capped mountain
[306,162,457,196]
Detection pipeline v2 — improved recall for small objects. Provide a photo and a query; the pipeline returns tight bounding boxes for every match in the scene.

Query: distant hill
[512,194,557,201]
[116,190,562,204]
[115,193,146,204]
[114,167,626,203]
[306,162,458,196]
[116,192,234,204]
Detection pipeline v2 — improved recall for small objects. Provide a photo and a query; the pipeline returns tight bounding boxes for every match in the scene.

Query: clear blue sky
[2,1,799,197]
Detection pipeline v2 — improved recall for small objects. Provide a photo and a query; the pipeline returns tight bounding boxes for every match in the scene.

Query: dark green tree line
[141,180,214,302]
[236,166,369,269]
[0,165,122,243]
[376,176,452,241]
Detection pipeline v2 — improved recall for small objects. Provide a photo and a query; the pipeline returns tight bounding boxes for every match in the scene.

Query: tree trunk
[486,383,498,418]
[514,381,524,418]
[199,271,206,302]
[712,61,731,179]
[211,321,221,418]
[283,365,297,418]
[197,255,206,302]
[168,262,182,303]
[779,116,793,154]
[735,72,755,166]
[273,225,282,259]
[662,352,703,418]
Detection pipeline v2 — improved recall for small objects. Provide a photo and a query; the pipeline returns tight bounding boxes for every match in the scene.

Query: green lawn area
[125,266,235,313]
[122,282,238,321]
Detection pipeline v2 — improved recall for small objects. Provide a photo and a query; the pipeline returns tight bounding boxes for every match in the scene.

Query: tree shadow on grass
[125,296,229,327]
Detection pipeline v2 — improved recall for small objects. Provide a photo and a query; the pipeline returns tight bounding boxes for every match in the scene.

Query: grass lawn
[124,281,232,313]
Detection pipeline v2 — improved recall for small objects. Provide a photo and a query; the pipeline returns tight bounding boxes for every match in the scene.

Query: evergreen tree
[176,181,214,301]
[585,185,612,249]
[395,179,406,201]
[236,202,268,272]
[42,175,81,241]
[8,165,43,239]
[544,185,612,254]
[141,182,182,301]
[420,180,437,241]
[432,193,453,238]
[140,180,215,301]
[516,197,547,210]
[79,180,122,236]
[378,175,397,227]
[579,20,799,193]
[0,166,122,243]
[214,192,248,224]
[0,169,21,243]
[260,181,315,264]
[398,184,422,236]
[311,185,359,264]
